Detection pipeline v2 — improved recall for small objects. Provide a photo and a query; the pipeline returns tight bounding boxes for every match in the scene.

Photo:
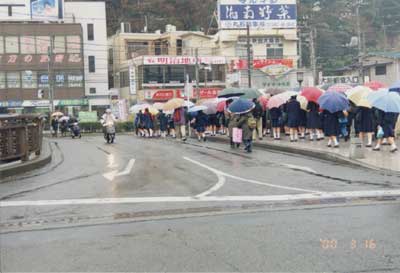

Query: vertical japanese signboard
[218,0,297,29]
[129,63,137,95]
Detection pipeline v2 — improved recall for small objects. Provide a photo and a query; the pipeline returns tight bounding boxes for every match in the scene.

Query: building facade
[0,0,109,115]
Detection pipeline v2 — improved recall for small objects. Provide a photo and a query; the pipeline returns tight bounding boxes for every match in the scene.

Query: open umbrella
[58,116,70,122]
[297,95,308,111]
[164,98,185,111]
[300,87,324,103]
[258,94,271,111]
[228,98,255,114]
[265,87,286,96]
[51,112,64,117]
[346,86,372,107]
[153,102,164,110]
[130,103,150,114]
[389,80,400,93]
[267,95,287,109]
[327,83,352,93]
[188,105,208,113]
[278,91,298,102]
[364,81,388,91]
[218,88,244,98]
[368,89,400,113]
[318,91,350,113]
[201,98,226,115]
[240,88,263,100]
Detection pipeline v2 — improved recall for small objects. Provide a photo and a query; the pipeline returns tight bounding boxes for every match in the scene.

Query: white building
[64,1,110,112]
[0,0,109,113]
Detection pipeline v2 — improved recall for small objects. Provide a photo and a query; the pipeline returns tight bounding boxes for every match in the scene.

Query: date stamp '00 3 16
[320,239,377,250]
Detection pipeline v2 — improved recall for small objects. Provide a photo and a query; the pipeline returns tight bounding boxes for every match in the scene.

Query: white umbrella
[188,105,208,113]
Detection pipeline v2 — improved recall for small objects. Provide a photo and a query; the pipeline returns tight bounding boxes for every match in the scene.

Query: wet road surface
[1,135,399,272]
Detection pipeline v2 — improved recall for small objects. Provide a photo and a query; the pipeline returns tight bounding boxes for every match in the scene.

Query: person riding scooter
[101,109,116,144]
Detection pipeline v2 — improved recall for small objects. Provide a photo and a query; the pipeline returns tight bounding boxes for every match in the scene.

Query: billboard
[30,0,64,20]
[218,0,297,29]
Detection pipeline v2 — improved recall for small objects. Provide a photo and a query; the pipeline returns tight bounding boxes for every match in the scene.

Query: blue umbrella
[368,89,400,113]
[389,80,400,93]
[228,98,255,114]
[318,91,350,113]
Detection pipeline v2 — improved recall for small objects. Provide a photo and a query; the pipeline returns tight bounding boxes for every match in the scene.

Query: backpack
[247,116,257,129]
[173,109,181,122]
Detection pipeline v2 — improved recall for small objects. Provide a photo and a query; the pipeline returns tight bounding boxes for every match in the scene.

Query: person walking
[143,108,154,137]
[173,107,187,141]
[194,110,208,141]
[252,98,264,141]
[357,106,374,147]
[322,110,340,148]
[306,101,322,141]
[269,107,282,140]
[373,109,398,152]
[237,112,255,153]
[167,114,176,138]
[51,117,59,138]
[228,113,240,148]
[298,108,307,139]
[158,110,168,138]
[286,95,301,142]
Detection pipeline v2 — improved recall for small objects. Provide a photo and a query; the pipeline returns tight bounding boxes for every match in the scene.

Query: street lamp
[297,71,304,87]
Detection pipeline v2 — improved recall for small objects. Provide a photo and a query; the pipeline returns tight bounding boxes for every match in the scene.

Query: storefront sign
[177,88,222,99]
[129,65,137,95]
[143,56,226,65]
[110,99,128,121]
[0,54,82,69]
[58,99,88,106]
[78,111,98,122]
[0,101,23,108]
[232,59,293,70]
[218,0,297,29]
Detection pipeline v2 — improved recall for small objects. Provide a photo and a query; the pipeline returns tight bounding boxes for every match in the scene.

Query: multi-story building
[108,25,227,104]
[0,0,109,115]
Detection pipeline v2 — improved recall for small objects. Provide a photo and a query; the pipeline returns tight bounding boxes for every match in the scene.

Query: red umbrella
[364,81,388,91]
[327,83,352,93]
[258,95,270,111]
[300,87,324,103]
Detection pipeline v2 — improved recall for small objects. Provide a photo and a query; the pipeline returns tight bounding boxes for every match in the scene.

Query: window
[87,24,94,41]
[22,71,37,89]
[21,36,36,54]
[68,72,83,88]
[67,36,81,54]
[144,66,163,84]
[126,42,148,59]
[8,6,12,17]
[120,71,129,87]
[375,65,386,76]
[90,87,96,94]
[235,45,247,59]
[176,39,182,56]
[36,36,50,54]
[166,66,184,83]
[38,72,49,88]
[5,36,19,53]
[0,37,4,54]
[0,72,5,89]
[267,48,283,59]
[54,36,65,53]
[88,56,96,73]
[108,48,113,65]
[6,72,21,88]
[55,73,66,87]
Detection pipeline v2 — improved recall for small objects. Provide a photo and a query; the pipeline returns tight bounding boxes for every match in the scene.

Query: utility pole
[195,48,200,101]
[47,36,54,113]
[356,0,364,84]
[246,24,252,88]
[310,27,317,86]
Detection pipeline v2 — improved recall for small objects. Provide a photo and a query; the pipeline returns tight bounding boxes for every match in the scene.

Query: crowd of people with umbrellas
[131,80,400,154]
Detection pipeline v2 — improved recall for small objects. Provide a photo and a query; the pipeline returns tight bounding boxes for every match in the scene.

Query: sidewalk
[209,134,400,174]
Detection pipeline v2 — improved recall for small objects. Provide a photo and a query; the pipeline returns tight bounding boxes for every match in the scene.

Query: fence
[0,114,44,162]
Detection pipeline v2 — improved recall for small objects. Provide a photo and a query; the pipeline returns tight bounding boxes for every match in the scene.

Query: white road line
[282,164,317,174]
[184,157,321,194]
[2,190,400,207]
[103,159,136,181]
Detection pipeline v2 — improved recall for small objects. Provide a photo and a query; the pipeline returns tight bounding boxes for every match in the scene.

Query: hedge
[79,122,134,133]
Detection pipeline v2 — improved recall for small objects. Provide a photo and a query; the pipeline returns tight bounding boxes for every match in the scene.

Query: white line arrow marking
[103,159,135,181]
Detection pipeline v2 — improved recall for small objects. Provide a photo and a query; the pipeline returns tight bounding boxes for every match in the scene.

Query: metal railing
[0,114,44,162]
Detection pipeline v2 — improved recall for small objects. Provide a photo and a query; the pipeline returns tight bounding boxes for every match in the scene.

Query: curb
[207,136,400,176]
[0,140,52,180]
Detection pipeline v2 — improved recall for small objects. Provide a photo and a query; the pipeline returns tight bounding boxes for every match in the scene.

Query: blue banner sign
[218,0,297,29]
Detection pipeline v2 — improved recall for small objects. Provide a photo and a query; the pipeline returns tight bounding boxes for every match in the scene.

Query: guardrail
[0,114,44,162]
